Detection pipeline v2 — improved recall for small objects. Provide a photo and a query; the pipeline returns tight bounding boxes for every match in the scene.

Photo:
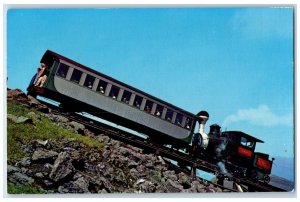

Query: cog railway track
[38,98,286,192]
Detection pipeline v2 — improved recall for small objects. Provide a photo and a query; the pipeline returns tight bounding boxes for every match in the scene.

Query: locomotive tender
[27,50,274,183]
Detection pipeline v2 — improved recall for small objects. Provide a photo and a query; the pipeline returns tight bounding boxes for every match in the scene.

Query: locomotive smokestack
[197,111,209,149]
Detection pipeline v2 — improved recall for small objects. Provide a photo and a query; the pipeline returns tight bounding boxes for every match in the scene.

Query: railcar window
[121,90,132,104]
[133,95,143,108]
[240,137,254,148]
[144,100,154,113]
[165,109,174,122]
[109,85,120,99]
[185,118,191,129]
[175,113,183,126]
[56,63,69,78]
[70,69,82,83]
[97,80,108,94]
[83,74,95,89]
[155,104,164,117]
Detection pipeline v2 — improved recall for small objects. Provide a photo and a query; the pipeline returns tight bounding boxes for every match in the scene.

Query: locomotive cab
[222,131,261,168]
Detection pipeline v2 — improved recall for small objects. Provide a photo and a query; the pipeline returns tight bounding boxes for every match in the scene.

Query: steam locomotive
[27,50,274,183]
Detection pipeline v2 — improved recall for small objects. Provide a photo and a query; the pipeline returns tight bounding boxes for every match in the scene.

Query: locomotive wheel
[250,170,258,182]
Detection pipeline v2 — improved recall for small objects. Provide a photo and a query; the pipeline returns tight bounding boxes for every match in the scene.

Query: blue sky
[7,8,294,162]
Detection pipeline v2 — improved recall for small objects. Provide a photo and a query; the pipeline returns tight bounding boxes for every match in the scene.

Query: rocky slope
[7,89,224,194]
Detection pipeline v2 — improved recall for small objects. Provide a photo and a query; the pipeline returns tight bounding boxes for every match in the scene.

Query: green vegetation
[7,101,105,194]
[7,101,104,164]
[7,183,46,194]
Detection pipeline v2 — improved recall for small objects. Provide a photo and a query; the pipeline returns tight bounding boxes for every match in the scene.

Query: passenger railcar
[27,50,200,149]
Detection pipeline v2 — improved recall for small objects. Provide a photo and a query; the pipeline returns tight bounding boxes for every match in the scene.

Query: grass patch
[7,101,104,164]
[7,183,46,194]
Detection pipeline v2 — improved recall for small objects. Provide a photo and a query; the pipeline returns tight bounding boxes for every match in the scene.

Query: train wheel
[250,170,258,182]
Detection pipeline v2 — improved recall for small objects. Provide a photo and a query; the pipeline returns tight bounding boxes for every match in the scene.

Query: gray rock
[95,135,110,144]
[109,139,120,148]
[99,177,112,192]
[58,177,89,193]
[84,129,94,137]
[53,115,69,123]
[44,163,53,169]
[16,157,31,167]
[7,165,20,174]
[7,114,33,124]
[32,149,59,161]
[49,151,74,182]
[35,172,44,178]
[99,189,108,194]
[69,121,85,133]
[128,161,138,168]
[27,95,41,106]
[136,165,147,177]
[7,165,34,185]
[102,149,111,159]
[129,168,138,177]
[178,172,191,189]
[27,111,41,121]
[163,170,178,181]
[156,156,166,165]
[165,179,184,193]
[145,162,154,169]
[35,139,49,147]
[191,180,206,193]
[140,180,156,193]
[63,147,81,160]
[43,180,53,187]
[88,152,100,162]
[119,147,132,157]
[149,169,163,184]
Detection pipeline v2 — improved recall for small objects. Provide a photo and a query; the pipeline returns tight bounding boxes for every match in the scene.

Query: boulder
[165,179,184,193]
[7,165,34,185]
[95,135,110,144]
[163,170,178,181]
[49,152,74,182]
[58,177,89,193]
[7,114,33,124]
[178,172,191,189]
[16,157,31,167]
[190,180,206,193]
[139,180,156,193]
[32,149,59,161]
[27,111,41,121]
[54,115,69,123]
[69,121,85,134]
[84,129,94,137]
[118,147,132,157]
[128,161,138,168]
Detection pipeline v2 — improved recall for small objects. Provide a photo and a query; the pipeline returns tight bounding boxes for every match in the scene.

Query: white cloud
[223,105,293,127]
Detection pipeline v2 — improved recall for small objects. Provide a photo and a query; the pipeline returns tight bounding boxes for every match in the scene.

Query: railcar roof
[222,131,264,143]
[42,50,197,117]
